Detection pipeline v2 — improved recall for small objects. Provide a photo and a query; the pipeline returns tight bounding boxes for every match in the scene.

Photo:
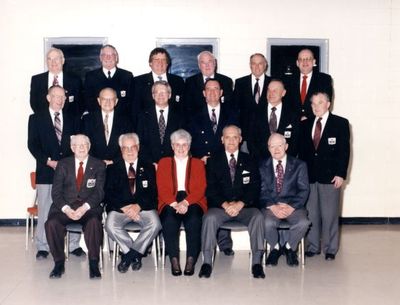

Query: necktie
[269,107,277,133]
[76,161,84,192]
[54,112,62,144]
[313,117,322,150]
[128,163,136,194]
[104,114,109,144]
[300,75,308,104]
[107,71,111,79]
[159,109,166,144]
[53,75,59,86]
[211,109,217,134]
[158,76,162,81]
[229,154,236,183]
[254,78,260,104]
[276,160,284,194]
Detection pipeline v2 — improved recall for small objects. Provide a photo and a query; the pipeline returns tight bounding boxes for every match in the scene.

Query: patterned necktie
[128,163,136,194]
[300,75,308,104]
[107,71,111,79]
[229,154,236,183]
[53,75,59,86]
[254,78,260,104]
[104,114,109,144]
[158,76,163,81]
[269,107,277,133]
[211,109,217,134]
[76,161,84,192]
[54,112,62,144]
[159,109,166,144]
[313,117,322,150]
[276,160,284,194]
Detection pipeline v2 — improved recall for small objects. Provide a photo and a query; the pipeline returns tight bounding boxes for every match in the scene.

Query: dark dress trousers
[30,71,83,117]
[45,156,106,262]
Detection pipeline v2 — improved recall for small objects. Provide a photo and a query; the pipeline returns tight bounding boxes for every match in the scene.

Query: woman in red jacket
[157,129,207,276]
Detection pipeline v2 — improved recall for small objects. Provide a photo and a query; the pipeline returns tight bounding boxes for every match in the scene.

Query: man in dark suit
[28,85,83,260]
[284,49,333,121]
[198,125,265,279]
[81,88,133,166]
[183,51,234,116]
[84,45,134,114]
[105,133,161,273]
[233,53,271,149]
[259,133,310,266]
[30,48,83,117]
[248,79,299,161]
[298,92,350,261]
[45,134,106,279]
[136,81,183,165]
[132,48,185,126]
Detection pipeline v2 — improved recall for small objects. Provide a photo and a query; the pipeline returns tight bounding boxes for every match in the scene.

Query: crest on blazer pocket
[142,180,148,188]
[86,179,96,188]
[175,95,180,102]
[284,131,292,138]
[243,176,250,184]
[120,90,126,97]
[328,137,336,145]
[69,96,75,103]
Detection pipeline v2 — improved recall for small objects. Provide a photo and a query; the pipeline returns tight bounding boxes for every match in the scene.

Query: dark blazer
[284,71,333,120]
[49,155,106,214]
[298,113,350,184]
[80,109,133,164]
[183,72,234,116]
[136,105,183,164]
[83,67,134,114]
[30,71,83,116]
[233,74,271,140]
[248,103,300,161]
[28,109,79,184]
[188,104,238,159]
[132,72,185,119]
[206,151,260,209]
[259,155,310,210]
[104,159,157,212]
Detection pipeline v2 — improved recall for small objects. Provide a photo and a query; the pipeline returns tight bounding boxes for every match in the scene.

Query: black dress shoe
[252,264,265,279]
[222,248,235,256]
[266,249,281,266]
[305,251,320,257]
[89,260,101,279]
[183,256,195,276]
[131,257,142,271]
[117,253,132,273]
[325,253,335,261]
[36,250,49,260]
[49,262,65,279]
[285,249,299,266]
[70,247,86,257]
[198,263,212,278]
[170,257,182,276]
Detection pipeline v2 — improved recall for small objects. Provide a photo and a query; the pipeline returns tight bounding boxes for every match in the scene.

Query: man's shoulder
[328,113,349,125]
[31,71,48,81]
[185,73,201,84]
[116,67,133,77]
[215,73,233,84]
[133,72,151,82]
[85,68,102,78]
[88,156,106,169]
[167,73,184,84]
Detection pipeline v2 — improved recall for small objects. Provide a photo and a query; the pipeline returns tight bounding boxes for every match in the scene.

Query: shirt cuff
[84,203,90,210]
[61,205,71,213]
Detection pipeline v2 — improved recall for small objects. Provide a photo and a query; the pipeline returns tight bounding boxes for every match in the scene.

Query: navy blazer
[30,71,83,116]
[28,109,79,184]
[104,159,157,212]
[259,155,309,210]
[206,151,260,209]
[136,105,183,164]
[298,113,350,184]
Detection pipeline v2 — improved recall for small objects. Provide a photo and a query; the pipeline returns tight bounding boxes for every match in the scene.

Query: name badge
[284,131,292,138]
[175,95,180,102]
[142,180,148,188]
[87,179,96,188]
[120,90,126,97]
[68,96,75,103]
[328,137,336,145]
[243,176,250,184]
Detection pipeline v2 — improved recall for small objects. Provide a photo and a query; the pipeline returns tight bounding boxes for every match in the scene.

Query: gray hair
[70,134,91,147]
[47,47,64,61]
[197,50,216,63]
[268,133,286,146]
[170,129,192,146]
[152,81,172,94]
[118,133,140,147]
[222,125,242,136]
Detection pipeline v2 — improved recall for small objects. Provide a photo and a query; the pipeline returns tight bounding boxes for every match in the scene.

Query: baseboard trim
[1,217,400,226]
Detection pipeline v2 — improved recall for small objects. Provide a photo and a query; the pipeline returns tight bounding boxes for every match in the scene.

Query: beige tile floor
[0,225,399,305]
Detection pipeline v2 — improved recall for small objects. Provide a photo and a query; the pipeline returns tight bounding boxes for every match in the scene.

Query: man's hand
[223,201,244,217]
[331,176,344,189]
[103,160,113,166]
[121,204,141,221]
[269,203,294,219]
[74,205,89,220]
[201,156,210,164]
[64,207,79,220]
[46,160,58,170]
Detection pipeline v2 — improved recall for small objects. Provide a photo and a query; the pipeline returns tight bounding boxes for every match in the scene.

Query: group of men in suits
[28,44,350,279]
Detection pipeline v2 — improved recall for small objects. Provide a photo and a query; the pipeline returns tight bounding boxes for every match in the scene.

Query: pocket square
[242,170,250,174]
[286,124,292,129]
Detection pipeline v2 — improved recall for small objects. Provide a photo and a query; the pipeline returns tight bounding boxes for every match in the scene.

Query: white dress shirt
[174,156,188,191]
[48,71,64,88]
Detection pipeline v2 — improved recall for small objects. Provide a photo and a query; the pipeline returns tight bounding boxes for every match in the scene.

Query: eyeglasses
[122,145,138,151]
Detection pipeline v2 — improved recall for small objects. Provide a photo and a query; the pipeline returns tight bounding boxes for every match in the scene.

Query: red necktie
[313,118,322,150]
[76,162,84,191]
[300,75,307,104]
[276,160,284,194]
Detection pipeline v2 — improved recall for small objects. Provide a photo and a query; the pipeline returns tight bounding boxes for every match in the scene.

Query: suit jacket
[28,109,79,184]
[80,109,133,163]
[259,155,310,210]
[284,71,333,120]
[188,104,238,159]
[49,155,106,214]
[233,74,271,140]
[248,103,300,161]
[30,71,83,116]
[206,151,260,209]
[104,159,157,212]
[156,157,207,213]
[183,72,234,117]
[136,105,183,163]
[83,67,134,114]
[298,113,350,184]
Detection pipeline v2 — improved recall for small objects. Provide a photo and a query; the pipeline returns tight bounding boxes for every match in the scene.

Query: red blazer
[156,157,207,213]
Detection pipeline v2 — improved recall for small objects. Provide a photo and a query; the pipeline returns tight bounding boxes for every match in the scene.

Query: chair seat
[65,223,83,233]
[27,206,38,215]
[219,220,248,231]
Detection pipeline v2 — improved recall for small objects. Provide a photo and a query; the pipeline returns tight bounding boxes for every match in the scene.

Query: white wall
[1,0,399,219]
